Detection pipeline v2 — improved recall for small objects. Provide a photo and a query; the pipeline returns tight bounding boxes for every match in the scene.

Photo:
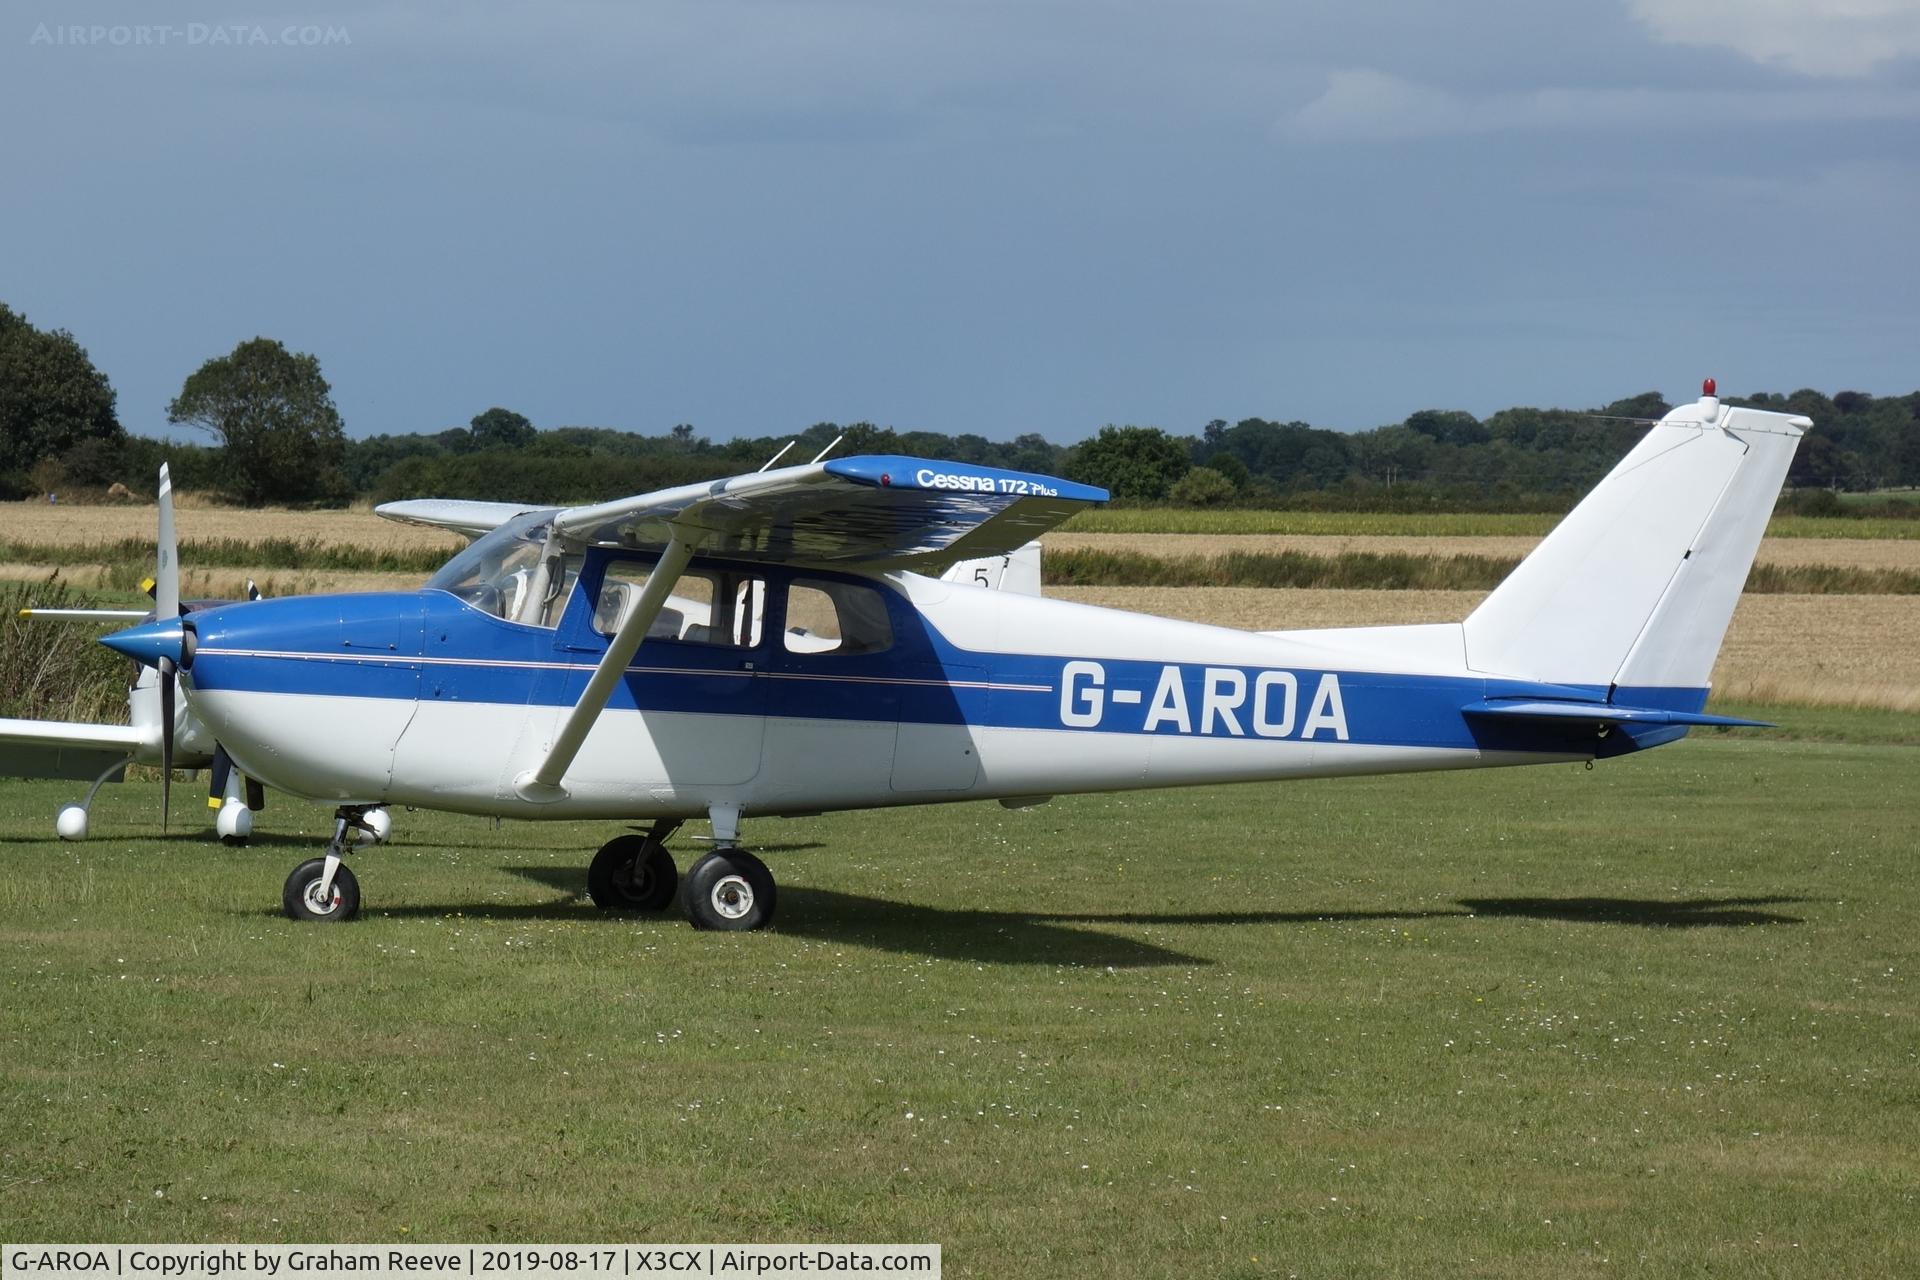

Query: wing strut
[514,532,695,803]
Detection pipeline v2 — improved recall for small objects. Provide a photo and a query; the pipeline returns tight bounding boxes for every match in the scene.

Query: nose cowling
[100,617,192,669]
[158,592,425,804]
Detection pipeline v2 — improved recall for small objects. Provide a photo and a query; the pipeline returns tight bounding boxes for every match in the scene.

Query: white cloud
[1277,67,1920,141]
[1628,0,1920,77]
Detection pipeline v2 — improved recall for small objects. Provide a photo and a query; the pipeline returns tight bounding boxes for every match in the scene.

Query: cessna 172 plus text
[98,384,1806,931]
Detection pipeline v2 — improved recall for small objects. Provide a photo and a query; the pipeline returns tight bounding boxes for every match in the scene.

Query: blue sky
[4,1,1917,442]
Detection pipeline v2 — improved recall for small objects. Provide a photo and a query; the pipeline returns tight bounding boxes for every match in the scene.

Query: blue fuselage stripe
[180,586,1707,757]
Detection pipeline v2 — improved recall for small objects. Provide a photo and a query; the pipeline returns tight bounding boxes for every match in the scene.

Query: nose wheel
[283,807,378,922]
[284,858,360,921]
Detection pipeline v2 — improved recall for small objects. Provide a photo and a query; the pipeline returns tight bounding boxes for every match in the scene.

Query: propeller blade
[155,464,179,621]
[208,744,232,815]
[158,657,175,832]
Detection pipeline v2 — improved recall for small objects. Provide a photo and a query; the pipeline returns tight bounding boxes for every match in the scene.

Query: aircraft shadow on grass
[1457,895,1809,928]
[486,868,1224,966]
[341,869,1804,968]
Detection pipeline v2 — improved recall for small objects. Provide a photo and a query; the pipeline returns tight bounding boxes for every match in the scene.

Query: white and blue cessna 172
[99,384,1806,931]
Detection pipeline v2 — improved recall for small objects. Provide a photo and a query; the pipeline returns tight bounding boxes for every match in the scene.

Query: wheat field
[1050,587,1920,712]
[1044,532,1920,571]
[8,503,1914,571]
[1,501,467,553]
[0,562,428,598]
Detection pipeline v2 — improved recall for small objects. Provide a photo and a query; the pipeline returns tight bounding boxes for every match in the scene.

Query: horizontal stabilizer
[1462,699,1771,729]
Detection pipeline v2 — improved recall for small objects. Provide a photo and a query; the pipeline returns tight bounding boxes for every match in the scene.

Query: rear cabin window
[594,562,766,647]
[784,579,893,656]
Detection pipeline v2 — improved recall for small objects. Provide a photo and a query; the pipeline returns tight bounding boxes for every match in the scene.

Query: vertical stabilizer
[942,541,1043,596]
[1463,390,1806,692]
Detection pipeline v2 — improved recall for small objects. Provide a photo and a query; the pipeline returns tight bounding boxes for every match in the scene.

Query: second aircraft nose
[99,618,190,670]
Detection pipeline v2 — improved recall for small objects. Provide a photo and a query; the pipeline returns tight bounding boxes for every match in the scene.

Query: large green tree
[1067,425,1190,500]
[469,406,536,450]
[168,338,347,504]
[0,303,122,476]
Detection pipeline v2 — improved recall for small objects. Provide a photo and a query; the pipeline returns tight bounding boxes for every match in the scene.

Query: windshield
[424,509,579,626]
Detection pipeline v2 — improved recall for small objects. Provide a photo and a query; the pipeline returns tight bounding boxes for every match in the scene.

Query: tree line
[5,301,1917,511]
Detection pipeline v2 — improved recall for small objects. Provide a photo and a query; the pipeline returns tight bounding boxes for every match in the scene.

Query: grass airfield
[2,723,1916,1276]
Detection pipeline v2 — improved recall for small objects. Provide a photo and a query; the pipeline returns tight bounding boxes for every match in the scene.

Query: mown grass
[1044,548,1920,594]
[2,729,1915,1275]
[1061,509,1920,539]
[1702,701,1920,746]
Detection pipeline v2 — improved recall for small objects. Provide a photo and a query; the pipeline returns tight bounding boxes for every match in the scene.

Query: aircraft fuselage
[179,550,1690,821]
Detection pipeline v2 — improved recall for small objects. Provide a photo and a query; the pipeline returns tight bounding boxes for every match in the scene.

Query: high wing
[375,498,551,541]
[0,719,151,751]
[17,608,151,622]
[550,456,1107,571]
[515,456,1105,801]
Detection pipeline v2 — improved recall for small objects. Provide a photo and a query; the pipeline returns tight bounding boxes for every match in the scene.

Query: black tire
[683,848,776,932]
[588,835,678,911]
[283,858,360,922]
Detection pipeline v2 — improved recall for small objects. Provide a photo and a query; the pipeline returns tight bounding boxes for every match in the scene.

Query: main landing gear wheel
[587,835,679,912]
[684,848,777,932]
[283,858,360,922]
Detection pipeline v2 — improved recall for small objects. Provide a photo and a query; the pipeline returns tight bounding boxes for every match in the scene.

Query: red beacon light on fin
[1698,376,1722,419]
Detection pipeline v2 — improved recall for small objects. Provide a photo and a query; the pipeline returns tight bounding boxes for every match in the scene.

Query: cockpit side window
[422,510,578,628]
[594,558,766,647]
[509,550,581,628]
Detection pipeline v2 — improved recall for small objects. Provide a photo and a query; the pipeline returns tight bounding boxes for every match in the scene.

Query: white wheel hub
[304,879,341,915]
[709,874,754,920]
